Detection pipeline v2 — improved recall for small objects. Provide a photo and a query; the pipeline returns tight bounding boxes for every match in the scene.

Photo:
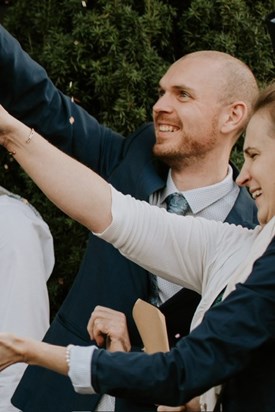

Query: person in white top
[0,186,54,412]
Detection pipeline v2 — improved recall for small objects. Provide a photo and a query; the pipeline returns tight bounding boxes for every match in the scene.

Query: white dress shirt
[0,191,54,412]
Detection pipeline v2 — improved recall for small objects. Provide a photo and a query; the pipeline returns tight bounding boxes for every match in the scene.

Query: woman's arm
[0,334,67,376]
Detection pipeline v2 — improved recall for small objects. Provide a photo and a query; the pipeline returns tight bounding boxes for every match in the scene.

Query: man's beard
[153,133,218,170]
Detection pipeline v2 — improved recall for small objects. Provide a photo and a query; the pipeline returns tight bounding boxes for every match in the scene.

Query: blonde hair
[253,81,275,127]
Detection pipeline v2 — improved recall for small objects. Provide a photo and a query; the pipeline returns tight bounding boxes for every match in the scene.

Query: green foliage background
[1,0,274,317]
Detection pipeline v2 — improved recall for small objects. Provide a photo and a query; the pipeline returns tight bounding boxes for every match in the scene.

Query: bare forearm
[0,107,112,233]
[27,340,68,375]
[0,334,68,376]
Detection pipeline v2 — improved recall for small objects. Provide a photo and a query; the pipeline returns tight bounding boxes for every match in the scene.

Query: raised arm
[0,105,204,291]
[0,105,250,295]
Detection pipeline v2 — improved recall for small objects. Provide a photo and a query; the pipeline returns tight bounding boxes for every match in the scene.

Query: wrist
[28,341,69,376]
[1,124,33,155]
[20,337,39,365]
[7,334,31,364]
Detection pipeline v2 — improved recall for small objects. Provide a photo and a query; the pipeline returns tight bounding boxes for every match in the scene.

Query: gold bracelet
[7,128,35,156]
[25,128,35,144]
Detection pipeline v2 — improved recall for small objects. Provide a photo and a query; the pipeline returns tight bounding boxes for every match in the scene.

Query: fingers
[87,306,131,352]
[87,307,107,347]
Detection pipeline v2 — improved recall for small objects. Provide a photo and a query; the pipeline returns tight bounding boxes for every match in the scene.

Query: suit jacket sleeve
[0,24,125,176]
[90,236,275,406]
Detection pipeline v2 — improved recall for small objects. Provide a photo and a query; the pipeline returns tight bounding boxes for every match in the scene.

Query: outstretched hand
[87,306,131,352]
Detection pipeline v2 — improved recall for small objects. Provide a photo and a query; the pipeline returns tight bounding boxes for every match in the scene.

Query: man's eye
[157,89,165,97]
[179,91,190,100]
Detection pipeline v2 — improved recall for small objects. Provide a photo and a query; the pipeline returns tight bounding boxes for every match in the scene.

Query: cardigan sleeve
[95,187,252,295]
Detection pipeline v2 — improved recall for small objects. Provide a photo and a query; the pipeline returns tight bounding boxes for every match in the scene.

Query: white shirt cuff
[68,345,97,394]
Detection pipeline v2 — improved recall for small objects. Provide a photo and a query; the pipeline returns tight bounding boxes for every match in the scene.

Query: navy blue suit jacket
[0,26,258,411]
[91,236,275,412]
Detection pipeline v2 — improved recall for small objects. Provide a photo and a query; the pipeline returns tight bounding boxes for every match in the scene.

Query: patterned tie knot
[165,192,190,215]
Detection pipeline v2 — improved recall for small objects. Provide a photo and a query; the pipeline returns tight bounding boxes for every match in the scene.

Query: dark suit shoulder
[226,186,258,229]
[123,122,155,155]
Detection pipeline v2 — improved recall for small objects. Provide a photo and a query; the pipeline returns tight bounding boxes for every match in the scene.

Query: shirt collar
[160,166,236,214]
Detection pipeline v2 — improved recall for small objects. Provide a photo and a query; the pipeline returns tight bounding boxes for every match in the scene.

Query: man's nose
[153,94,174,114]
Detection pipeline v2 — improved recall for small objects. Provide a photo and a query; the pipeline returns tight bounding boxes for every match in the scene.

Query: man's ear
[221,101,248,134]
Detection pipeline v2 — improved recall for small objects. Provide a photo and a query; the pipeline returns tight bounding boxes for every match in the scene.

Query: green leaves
[178,0,274,84]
